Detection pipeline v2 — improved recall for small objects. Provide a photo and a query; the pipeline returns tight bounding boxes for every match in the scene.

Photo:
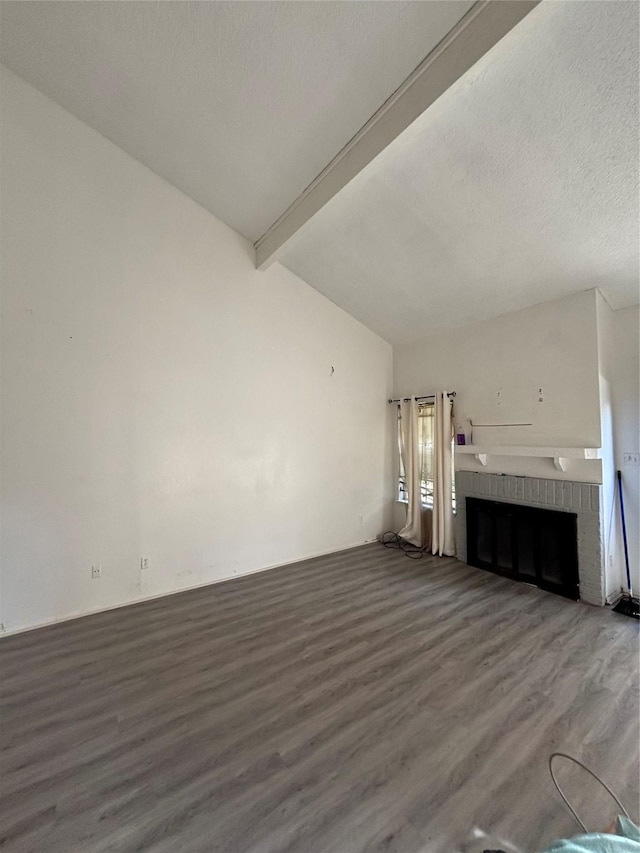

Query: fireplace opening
[466,497,579,600]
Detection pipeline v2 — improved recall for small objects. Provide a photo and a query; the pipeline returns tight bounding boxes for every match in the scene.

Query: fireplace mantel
[455,445,601,471]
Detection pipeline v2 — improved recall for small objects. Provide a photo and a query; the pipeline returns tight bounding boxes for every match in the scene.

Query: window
[397,402,456,509]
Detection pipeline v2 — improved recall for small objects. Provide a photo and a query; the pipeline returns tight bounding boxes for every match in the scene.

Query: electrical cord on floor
[379,531,426,559]
[549,752,631,833]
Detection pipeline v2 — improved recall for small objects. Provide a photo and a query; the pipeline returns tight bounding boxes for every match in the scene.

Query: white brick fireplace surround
[455,471,604,606]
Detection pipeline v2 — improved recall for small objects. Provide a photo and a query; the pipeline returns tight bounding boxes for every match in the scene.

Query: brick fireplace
[455,471,604,605]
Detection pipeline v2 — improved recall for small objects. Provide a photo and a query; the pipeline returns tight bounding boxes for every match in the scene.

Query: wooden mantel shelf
[455,445,601,472]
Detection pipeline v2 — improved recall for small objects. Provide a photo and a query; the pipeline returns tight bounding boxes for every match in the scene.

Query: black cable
[379,531,426,559]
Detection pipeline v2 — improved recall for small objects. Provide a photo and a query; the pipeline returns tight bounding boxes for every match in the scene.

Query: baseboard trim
[1,538,379,637]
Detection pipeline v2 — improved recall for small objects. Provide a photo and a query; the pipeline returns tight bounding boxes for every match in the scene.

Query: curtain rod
[387,392,456,404]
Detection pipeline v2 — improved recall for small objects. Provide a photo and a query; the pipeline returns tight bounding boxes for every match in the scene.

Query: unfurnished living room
[0,1,639,851]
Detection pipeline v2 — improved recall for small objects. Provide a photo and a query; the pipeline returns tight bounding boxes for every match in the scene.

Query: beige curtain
[432,392,455,556]
[398,398,423,546]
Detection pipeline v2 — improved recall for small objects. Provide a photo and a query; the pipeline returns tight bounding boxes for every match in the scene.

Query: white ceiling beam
[255,0,540,270]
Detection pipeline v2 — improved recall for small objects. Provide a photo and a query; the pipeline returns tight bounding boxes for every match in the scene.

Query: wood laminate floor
[1,544,638,853]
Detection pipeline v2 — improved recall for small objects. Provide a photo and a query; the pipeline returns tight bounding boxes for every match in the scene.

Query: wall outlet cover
[623,452,640,465]
[91,565,102,578]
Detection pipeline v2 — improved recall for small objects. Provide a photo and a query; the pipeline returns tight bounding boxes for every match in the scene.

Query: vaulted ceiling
[1,1,638,344]
[0,0,473,240]
[279,0,640,342]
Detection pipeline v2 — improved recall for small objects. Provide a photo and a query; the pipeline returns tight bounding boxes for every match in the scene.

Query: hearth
[466,497,579,600]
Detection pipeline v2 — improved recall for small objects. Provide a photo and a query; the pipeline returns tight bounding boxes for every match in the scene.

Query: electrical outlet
[141,557,150,570]
[608,554,614,568]
[358,515,364,524]
[623,452,640,465]
[91,565,102,579]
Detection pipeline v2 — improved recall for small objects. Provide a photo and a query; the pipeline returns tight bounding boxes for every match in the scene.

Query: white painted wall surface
[610,305,640,597]
[394,291,603,483]
[0,67,393,634]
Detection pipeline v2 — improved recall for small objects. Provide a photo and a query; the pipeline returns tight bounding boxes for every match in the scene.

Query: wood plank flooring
[1,544,638,853]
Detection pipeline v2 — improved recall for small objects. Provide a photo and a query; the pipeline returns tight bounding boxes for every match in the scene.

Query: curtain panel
[431,392,455,556]
[398,398,422,546]
[397,393,455,555]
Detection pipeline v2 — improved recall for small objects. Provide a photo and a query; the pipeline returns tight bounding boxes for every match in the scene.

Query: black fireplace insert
[466,497,579,600]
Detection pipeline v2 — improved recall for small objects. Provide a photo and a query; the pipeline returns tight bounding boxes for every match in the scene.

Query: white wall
[610,305,640,597]
[394,290,603,483]
[0,67,394,634]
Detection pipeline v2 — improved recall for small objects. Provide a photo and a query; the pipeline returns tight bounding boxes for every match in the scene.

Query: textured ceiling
[0,0,473,242]
[280,0,640,344]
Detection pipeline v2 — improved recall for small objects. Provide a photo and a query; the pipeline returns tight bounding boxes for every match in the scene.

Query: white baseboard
[1,538,379,638]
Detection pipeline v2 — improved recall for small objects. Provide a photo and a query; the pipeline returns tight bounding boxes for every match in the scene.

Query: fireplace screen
[466,497,579,600]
